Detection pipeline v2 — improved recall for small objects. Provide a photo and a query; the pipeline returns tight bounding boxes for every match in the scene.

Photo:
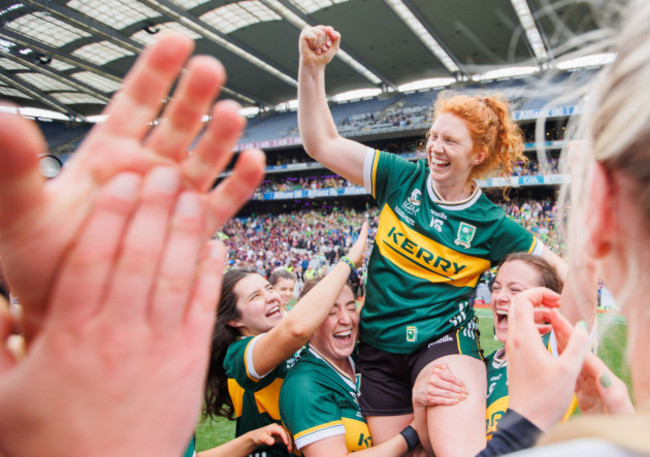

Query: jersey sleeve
[489,215,543,265]
[363,148,418,207]
[224,335,274,388]
[280,373,345,450]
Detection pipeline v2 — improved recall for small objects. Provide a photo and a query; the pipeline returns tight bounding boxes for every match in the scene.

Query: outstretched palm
[0,32,265,342]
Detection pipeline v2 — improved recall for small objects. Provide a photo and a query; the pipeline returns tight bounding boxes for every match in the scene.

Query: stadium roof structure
[0,0,622,120]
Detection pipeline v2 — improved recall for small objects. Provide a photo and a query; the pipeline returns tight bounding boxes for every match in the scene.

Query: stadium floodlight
[287,0,350,14]
[274,99,299,111]
[398,78,455,92]
[509,0,549,62]
[332,88,382,103]
[85,114,108,123]
[0,104,70,120]
[472,66,538,81]
[239,106,261,117]
[384,0,460,74]
[262,0,383,85]
[556,53,616,70]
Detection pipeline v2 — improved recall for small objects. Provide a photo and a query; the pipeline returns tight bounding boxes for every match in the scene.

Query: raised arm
[251,221,368,376]
[298,26,367,186]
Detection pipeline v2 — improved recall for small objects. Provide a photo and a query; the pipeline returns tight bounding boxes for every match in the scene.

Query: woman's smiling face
[230,273,283,336]
[426,112,482,194]
[309,285,359,363]
[491,260,544,343]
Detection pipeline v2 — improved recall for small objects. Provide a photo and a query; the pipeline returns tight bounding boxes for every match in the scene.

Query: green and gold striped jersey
[224,335,298,457]
[280,346,371,453]
[485,332,576,440]
[361,149,541,353]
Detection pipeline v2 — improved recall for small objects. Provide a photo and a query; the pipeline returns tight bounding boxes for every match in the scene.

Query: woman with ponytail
[297,26,567,457]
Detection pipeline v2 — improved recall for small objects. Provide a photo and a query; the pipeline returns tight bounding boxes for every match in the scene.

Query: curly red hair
[432,92,526,179]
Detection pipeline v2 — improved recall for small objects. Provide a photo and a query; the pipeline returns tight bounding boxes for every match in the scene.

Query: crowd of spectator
[258,175,354,193]
[217,198,564,296]
[255,159,561,194]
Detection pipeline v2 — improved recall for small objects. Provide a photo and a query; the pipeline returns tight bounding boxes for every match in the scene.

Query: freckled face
[491,261,544,343]
[426,113,481,192]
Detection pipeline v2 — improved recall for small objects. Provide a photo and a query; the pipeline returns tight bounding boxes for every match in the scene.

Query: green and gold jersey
[280,347,372,453]
[361,149,541,353]
[485,332,575,440]
[224,335,298,457]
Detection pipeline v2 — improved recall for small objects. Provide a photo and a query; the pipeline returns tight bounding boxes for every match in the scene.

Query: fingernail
[577,320,588,331]
[107,173,140,200]
[600,372,612,388]
[176,192,200,217]
[150,167,179,194]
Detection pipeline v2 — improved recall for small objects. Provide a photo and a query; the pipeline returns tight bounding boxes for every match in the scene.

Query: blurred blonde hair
[546,0,650,448]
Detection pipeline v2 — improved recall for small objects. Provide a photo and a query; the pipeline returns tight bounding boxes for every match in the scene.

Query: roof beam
[0,68,84,119]
[0,28,122,81]
[4,3,267,109]
[0,49,110,103]
[139,0,297,103]
[262,0,395,89]
[509,0,550,64]
[17,0,142,53]
[385,0,467,78]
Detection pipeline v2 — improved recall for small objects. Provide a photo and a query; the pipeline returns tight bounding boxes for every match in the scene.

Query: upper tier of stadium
[0,0,620,121]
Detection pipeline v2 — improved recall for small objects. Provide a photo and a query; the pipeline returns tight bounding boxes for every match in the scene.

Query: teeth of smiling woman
[334,330,352,338]
[266,306,279,317]
[496,309,508,316]
[431,158,450,166]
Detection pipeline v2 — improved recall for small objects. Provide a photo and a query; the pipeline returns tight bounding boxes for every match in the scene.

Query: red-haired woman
[297,26,567,457]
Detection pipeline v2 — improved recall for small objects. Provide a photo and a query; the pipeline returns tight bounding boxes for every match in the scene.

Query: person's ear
[227,318,244,329]
[586,163,615,258]
[472,147,487,166]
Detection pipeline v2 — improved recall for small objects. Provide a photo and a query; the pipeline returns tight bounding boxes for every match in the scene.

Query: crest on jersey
[406,325,418,342]
[407,189,422,206]
[402,189,422,216]
[455,222,476,249]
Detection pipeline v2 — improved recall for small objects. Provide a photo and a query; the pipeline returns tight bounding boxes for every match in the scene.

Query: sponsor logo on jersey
[376,205,490,288]
[401,189,422,216]
[455,222,477,249]
[406,325,418,342]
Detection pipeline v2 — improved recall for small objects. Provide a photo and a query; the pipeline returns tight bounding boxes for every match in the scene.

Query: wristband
[339,256,357,274]
[399,425,420,452]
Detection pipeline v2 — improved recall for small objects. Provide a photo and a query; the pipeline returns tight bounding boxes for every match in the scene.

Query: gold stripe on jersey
[486,396,509,439]
[376,205,490,288]
[254,377,283,420]
[341,418,372,450]
[228,378,245,418]
[371,149,380,198]
[294,420,343,440]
